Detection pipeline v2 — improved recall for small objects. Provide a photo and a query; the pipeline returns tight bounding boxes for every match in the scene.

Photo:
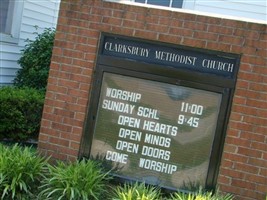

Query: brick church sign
[38,1,267,199]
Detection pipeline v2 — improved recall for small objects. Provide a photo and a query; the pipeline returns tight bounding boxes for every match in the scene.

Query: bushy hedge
[0,28,54,141]
[0,87,44,141]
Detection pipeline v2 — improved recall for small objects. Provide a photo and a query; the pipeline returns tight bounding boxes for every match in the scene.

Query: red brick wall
[38,0,267,199]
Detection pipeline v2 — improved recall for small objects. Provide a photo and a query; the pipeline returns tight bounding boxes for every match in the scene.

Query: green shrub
[0,86,44,141]
[14,27,55,91]
[113,182,162,200]
[0,143,48,199]
[170,188,234,200]
[39,159,111,200]
[112,184,234,200]
[170,192,194,200]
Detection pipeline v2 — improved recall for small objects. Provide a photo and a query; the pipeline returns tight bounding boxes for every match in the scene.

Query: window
[0,0,15,34]
[0,0,23,43]
[135,0,183,8]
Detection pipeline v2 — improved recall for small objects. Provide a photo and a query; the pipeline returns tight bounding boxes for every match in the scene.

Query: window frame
[135,0,184,8]
[84,65,230,190]
[0,0,23,44]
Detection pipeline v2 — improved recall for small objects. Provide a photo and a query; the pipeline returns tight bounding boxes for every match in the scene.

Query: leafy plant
[170,192,195,200]
[90,153,123,173]
[113,182,162,200]
[0,143,48,199]
[0,86,44,141]
[211,190,234,200]
[39,159,111,200]
[14,27,55,91]
[170,188,234,200]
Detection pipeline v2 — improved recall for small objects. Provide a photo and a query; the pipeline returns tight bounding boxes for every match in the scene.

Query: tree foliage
[14,28,55,91]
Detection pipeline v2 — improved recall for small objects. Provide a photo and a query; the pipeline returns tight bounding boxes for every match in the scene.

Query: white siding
[187,0,267,22]
[0,0,60,86]
[107,0,267,22]
[0,43,23,86]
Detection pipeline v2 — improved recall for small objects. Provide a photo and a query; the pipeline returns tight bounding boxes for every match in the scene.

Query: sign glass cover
[90,72,222,190]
